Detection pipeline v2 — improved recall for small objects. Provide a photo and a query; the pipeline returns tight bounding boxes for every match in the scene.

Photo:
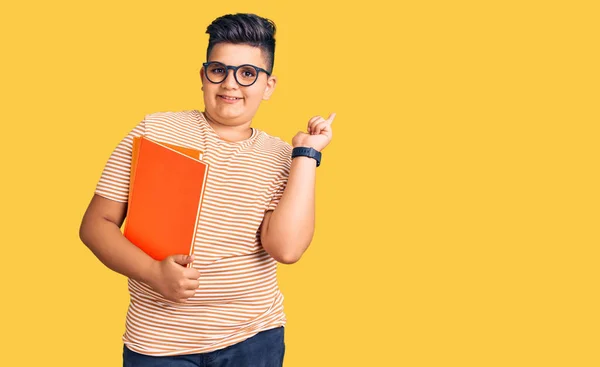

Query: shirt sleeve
[266,144,292,212]
[94,119,146,203]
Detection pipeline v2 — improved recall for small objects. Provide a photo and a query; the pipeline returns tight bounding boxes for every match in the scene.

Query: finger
[326,112,336,123]
[184,268,201,280]
[307,116,323,133]
[309,118,326,134]
[307,116,322,126]
[308,113,335,133]
[309,117,325,128]
[312,121,325,135]
[182,288,196,297]
[313,121,331,135]
[171,254,194,266]
[184,279,200,290]
[314,115,334,134]
[178,291,196,303]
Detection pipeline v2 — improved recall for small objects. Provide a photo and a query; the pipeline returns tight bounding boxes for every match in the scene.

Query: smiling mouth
[219,95,243,101]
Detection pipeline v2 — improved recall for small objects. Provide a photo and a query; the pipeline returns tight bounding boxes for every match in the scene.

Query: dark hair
[206,13,276,73]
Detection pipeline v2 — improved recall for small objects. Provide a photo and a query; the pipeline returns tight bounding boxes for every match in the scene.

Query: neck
[202,111,253,142]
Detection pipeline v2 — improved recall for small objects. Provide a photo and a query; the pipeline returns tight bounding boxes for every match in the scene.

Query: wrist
[140,258,160,287]
[292,146,322,167]
[292,144,321,152]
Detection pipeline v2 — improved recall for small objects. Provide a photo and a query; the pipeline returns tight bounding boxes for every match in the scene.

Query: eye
[207,63,226,74]
[238,66,257,79]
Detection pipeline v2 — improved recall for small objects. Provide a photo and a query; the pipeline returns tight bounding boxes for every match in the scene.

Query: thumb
[171,254,195,266]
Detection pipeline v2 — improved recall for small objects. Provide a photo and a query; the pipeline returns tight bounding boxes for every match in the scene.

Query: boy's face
[200,43,276,126]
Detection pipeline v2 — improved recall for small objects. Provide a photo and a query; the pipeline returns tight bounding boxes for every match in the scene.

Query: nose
[221,69,238,89]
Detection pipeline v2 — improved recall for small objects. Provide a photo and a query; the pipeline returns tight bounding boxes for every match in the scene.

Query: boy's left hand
[292,113,336,152]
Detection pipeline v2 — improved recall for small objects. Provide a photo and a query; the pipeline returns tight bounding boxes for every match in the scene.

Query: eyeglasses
[202,61,271,87]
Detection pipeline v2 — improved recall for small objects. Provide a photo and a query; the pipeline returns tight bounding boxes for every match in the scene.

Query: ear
[262,75,277,100]
[199,68,205,89]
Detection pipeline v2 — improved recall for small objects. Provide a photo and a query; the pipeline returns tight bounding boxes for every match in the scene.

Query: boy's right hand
[147,255,200,303]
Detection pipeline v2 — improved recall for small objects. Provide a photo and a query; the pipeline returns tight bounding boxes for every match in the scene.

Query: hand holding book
[145,254,201,303]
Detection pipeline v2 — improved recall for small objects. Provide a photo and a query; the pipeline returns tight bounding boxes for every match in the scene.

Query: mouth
[218,95,243,102]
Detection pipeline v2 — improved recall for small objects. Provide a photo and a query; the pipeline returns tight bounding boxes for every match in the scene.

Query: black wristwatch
[292,147,322,167]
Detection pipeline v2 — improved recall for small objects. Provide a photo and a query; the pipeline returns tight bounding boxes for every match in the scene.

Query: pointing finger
[326,112,336,124]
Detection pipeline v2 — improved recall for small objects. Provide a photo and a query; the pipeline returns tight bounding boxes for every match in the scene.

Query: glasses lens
[206,62,227,83]
[236,65,258,86]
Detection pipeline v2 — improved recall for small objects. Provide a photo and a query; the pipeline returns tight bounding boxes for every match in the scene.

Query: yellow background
[1,1,598,366]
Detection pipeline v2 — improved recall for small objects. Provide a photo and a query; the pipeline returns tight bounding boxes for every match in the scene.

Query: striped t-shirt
[95,110,292,356]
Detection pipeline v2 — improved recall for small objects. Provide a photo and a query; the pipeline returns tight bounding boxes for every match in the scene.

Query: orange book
[124,136,209,262]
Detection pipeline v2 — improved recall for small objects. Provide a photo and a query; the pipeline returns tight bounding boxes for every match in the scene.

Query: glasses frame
[202,61,272,87]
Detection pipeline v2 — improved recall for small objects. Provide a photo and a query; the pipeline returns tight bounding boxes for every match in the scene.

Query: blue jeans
[123,327,285,367]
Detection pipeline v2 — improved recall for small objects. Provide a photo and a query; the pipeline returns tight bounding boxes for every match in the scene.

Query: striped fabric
[95,110,292,356]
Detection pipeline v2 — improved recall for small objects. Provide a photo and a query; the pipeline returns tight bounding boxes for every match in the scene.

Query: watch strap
[291,147,322,167]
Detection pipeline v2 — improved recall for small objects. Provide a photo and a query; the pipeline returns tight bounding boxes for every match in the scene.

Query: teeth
[222,96,239,100]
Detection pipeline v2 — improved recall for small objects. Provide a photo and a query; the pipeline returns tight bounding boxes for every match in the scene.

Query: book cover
[124,136,208,262]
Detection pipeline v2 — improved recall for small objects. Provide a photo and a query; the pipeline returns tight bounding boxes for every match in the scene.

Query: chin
[217,109,245,120]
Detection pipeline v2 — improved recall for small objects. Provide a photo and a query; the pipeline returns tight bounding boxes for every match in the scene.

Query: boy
[79,13,335,366]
